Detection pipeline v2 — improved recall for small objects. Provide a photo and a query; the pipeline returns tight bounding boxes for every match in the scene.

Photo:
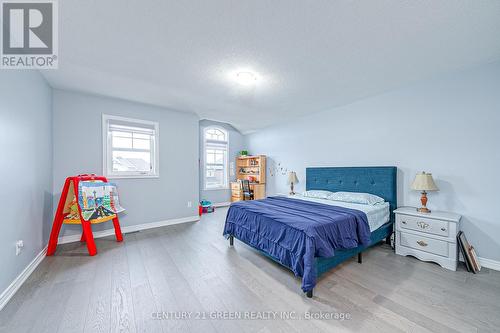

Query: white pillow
[328,191,385,205]
[301,190,334,200]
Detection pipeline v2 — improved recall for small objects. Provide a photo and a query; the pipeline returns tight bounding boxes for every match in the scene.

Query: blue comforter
[223,196,371,292]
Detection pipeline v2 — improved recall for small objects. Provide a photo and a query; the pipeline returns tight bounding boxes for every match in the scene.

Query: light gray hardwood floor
[1,207,499,332]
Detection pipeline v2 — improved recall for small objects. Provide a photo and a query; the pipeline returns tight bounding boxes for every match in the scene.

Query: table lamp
[287,171,299,195]
[411,171,439,213]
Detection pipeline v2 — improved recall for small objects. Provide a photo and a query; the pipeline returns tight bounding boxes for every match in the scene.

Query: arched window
[205,128,226,141]
[203,127,229,189]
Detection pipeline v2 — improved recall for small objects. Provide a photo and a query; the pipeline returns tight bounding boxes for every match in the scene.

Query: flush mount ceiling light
[234,71,258,86]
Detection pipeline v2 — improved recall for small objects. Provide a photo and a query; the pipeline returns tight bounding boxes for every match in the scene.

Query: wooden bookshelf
[236,155,266,184]
[231,155,266,202]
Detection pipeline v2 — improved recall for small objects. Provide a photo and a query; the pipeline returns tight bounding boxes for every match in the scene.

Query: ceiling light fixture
[235,71,258,86]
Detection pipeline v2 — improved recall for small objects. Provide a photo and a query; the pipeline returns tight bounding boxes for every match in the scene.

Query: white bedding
[291,194,390,232]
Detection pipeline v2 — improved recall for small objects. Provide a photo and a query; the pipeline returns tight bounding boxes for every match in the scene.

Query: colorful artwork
[64,181,125,224]
[79,182,125,221]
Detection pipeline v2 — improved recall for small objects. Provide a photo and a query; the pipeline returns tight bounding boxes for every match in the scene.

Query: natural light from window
[204,127,228,189]
[103,115,159,178]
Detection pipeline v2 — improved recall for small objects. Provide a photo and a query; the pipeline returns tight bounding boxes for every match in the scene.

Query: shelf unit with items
[236,155,266,184]
[231,155,266,202]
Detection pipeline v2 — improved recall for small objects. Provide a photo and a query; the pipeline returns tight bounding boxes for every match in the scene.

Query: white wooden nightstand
[395,207,461,271]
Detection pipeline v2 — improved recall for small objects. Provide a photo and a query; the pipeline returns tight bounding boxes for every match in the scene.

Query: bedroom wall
[52,89,199,237]
[245,61,500,263]
[199,119,244,204]
[0,71,53,295]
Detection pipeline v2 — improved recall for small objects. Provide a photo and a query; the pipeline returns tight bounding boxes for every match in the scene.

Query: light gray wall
[53,90,199,237]
[245,61,500,262]
[0,71,52,294]
[199,119,244,203]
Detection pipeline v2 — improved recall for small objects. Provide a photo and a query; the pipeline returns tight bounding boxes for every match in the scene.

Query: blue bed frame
[229,166,397,298]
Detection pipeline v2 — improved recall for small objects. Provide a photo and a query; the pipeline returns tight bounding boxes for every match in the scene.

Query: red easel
[47,174,123,256]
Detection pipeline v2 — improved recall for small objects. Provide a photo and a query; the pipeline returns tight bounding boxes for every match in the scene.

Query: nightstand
[395,207,461,271]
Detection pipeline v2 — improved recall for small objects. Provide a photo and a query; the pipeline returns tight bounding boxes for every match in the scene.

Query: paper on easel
[78,182,125,221]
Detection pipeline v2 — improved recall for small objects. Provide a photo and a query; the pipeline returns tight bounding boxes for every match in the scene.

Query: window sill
[106,174,160,180]
[204,187,230,191]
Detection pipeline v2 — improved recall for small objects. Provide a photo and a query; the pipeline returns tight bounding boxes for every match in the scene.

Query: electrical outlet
[187,201,192,208]
[15,240,24,256]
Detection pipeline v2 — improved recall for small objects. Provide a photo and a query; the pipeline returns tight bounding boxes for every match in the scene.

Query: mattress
[292,194,390,231]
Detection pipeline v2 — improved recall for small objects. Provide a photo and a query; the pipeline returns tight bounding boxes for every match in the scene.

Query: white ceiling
[41,0,500,133]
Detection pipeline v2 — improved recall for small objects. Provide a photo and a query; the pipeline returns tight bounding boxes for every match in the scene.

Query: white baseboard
[478,256,500,271]
[213,202,231,207]
[0,245,47,311]
[59,215,200,244]
[458,253,499,272]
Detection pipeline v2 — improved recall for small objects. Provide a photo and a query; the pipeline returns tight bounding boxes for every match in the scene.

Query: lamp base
[417,191,431,213]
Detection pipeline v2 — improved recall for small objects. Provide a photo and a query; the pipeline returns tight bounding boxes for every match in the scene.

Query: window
[203,127,228,189]
[102,114,159,178]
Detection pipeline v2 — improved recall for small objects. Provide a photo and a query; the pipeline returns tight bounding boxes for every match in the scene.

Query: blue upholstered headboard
[306,166,397,222]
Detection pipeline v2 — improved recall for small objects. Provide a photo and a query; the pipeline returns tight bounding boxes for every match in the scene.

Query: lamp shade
[287,171,299,184]
[411,172,438,191]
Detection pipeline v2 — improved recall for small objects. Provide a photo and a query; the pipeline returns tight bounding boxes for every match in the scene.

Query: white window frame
[203,126,229,190]
[102,114,160,179]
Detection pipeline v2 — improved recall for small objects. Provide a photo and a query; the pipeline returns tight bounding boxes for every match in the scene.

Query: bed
[223,166,397,298]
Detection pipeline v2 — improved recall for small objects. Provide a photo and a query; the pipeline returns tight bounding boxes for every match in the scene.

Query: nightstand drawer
[397,214,449,237]
[399,232,449,257]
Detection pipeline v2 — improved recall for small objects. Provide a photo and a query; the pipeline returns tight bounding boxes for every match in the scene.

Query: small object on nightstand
[287,171,299,195]
[395,207,461,271]
[411,171,439,213]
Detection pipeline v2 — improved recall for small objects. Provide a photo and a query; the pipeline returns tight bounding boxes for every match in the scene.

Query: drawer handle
[417,240,428,247]
[417,222,429,229]
[441,227,446,231]
[401,221,407,225]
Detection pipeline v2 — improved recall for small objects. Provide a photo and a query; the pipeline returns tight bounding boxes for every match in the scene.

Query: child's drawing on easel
[63,181,125,224]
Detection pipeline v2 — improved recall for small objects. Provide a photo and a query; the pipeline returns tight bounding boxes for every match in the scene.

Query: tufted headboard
[306,166,397,222]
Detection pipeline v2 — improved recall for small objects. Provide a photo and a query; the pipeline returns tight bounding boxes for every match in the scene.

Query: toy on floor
[47,174,125,256]
[200,200,215,214]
